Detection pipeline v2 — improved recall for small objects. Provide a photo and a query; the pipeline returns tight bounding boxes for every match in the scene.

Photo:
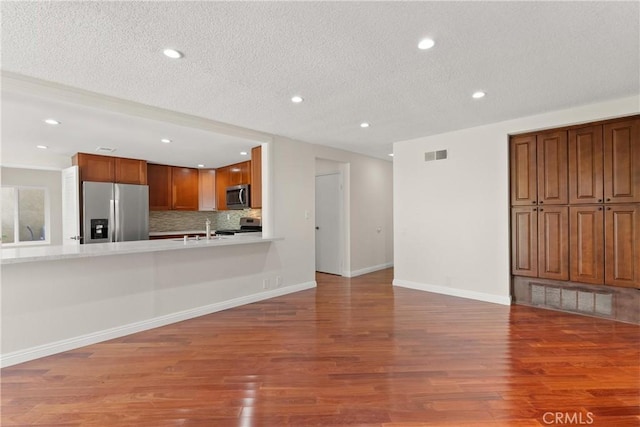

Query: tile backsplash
[149,209,262,232]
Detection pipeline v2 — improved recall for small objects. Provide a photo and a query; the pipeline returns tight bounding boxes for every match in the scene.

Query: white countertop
[1,234,280,265]
[149,230,209,236]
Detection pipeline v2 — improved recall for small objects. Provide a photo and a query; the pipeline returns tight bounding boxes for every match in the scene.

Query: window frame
[1,185,51,246]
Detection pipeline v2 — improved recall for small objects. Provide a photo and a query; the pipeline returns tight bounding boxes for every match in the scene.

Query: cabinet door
[510,135,537,206]
[171,167,199,211]
[605,204,639,287]
[147,164,172,211]
[198,169,216,211]
[215,166,229,210]
[227,161,251,186]
[251,146,262,208]
[537,131,568,205]
[568,125,603,204]
[537,206,569,280]
[73,153,115,183]
[511,207,538,277]
[570,206,604,285]
[604,118,640,203]
[115,158,147,185]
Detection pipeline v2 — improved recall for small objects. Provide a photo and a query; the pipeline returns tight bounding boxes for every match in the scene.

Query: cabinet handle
[532,201,537,204]
[598,199,602,202]
[533,208,537,211]
[539,201,544,204]
[606,198,611,202]
[539,209,544,211]
[598,207,602,211]
[607,207,612,210]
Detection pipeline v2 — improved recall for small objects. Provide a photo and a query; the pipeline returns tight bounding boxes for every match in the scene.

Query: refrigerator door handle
[109,199,116,242]
[114,199,121,242]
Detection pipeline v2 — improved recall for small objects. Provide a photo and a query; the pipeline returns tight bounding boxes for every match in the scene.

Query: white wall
[1,167,63,245]
[393,95,640,305]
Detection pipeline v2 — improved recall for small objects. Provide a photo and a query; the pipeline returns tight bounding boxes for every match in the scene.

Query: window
[1,186,50,245]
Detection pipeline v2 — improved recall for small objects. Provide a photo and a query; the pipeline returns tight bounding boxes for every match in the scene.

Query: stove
[215,217,262,236]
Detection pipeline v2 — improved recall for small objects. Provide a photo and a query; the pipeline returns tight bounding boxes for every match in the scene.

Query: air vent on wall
[425,149,447,162]
[95,147,116,154]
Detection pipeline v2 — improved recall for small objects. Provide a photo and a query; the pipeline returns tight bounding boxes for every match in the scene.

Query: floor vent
[530,283,613,317]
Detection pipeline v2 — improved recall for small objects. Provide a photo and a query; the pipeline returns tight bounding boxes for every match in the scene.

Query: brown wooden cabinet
[73,153,147,184]
[171,167,199,210]
[73,153,115,183]
[215,166,229,211]
[510,135,538,206]
[605,204,639,287]
[537,131,568,205]
[115,157,147,185]
[251,146,262,208]
[537,206,569,280]
[604,119,640,203]
[148,164,172,211]
[198,169,216,211]
[147,164,198,211]
[569,205,605,285]
[568,125,604,205]
[511,207,538,277]
[227,161,250,187]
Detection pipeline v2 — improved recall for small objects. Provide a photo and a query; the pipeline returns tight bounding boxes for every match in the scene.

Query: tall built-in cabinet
[510,116,640,293]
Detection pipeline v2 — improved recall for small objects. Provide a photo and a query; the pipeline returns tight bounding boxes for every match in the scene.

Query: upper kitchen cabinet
[147,164,198,211]
[215,166,229,210]
[604,118,640,203]
[198,169,216,211]
[73,153,147,184]
[170,167,199,210]
[251,145,262,208]
[227,161,251,186]
[148,164,172,211]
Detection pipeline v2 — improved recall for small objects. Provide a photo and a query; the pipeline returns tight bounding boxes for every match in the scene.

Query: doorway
[315,172,343,275]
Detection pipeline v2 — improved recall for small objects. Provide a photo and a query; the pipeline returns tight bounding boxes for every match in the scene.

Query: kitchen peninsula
[0,233,306,368]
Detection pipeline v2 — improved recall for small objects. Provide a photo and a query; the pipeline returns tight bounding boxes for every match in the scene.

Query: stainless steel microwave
[226,184,250,209]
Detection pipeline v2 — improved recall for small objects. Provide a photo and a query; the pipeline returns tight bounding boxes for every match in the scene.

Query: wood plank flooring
[2,269,639,426]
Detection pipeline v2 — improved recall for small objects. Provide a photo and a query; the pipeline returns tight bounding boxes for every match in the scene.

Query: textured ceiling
[1,1,639,167]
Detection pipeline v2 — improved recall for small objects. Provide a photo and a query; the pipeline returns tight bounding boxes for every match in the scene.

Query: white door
[62,166,80,245]
[315,173,341,275]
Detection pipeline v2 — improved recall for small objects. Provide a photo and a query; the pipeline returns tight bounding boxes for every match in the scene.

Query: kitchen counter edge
[1,236,282,265]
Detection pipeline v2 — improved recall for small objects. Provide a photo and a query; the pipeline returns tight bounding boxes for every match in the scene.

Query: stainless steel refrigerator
[82,181,149,244]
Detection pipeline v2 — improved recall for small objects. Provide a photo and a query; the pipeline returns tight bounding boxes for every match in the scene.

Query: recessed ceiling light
[418,38,435,50]
[197,164,205,168]
[240,151,248,156]
[388,153,394,157]
[360,122,370,128]
[44,119,60,125]
[161,138,172,144]
[291,95,303,103]
[163,48,183,59]
[36,145,48,150]
[472,91,486,99]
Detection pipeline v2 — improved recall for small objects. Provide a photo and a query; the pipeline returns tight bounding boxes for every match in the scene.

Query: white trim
[393,279,511,306]
[0,281,316,368]
[346,262,394,278]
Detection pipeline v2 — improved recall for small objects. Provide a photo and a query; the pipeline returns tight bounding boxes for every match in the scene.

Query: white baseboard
[1,281,316,368]
[345,262,394,278]
[393,279,511,306]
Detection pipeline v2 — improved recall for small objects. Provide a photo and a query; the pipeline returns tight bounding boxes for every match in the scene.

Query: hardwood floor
[2,268,638,426]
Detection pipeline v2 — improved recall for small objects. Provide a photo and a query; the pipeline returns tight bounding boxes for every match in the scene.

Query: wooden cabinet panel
[570,206,604,285]
[115,158,147,185]
[537,206,569,280]
[510,135,537,206]
[568,125,603,205]
[198,169,216,211]
[605,204,639,287]
[227,161,250,186]
[511,207,538,277]
[148,164,172,211]
[215,166,229,210]
[537,131,568,205]
[251,146,262,208]
[73,153,115,183]
[604,118,640,203]
[171,167,199,211]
